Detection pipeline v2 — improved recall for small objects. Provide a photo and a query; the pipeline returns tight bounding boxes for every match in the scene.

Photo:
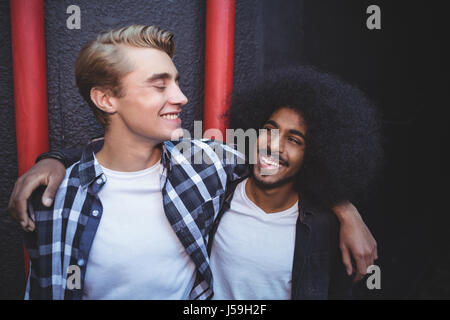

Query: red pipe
[10,0,49,277]
[204,0,235,139]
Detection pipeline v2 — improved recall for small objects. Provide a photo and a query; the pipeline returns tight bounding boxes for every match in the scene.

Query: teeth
[161,113,179,120]
[260,155,280,168]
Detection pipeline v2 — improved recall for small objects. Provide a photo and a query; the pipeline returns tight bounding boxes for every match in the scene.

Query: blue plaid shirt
[24,138,246,300]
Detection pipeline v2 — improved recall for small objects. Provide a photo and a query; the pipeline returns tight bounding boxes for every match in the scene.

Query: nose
[169,84,188,107]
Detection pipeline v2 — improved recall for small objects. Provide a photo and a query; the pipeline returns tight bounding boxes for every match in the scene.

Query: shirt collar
[78,143,105,190]
[79,139,174,189]
[161,141,173,171]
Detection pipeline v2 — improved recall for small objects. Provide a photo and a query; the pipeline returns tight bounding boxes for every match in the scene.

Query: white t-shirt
[210,178,298,299]
[82,158,196,300]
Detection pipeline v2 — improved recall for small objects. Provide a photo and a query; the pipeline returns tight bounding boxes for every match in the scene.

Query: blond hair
[75,25,175,127]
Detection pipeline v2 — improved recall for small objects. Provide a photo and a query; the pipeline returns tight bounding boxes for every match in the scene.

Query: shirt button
[77,258,85,267]
[96,178,103,184]
[92,210,99,217]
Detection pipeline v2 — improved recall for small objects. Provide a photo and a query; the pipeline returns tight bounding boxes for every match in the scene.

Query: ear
[90,87,118,114]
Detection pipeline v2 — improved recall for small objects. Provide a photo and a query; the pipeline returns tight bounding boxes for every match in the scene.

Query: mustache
[259,150,289,167]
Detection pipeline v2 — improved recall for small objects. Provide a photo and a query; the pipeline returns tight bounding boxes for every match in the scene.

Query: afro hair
[228,65,383,207]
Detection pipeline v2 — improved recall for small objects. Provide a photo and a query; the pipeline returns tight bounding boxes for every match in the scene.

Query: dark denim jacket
[207,177,354,300]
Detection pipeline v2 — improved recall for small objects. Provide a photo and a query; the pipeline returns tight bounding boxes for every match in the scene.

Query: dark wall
[0,0,23,300]
[1,0,447,299]
[299,0,448,299]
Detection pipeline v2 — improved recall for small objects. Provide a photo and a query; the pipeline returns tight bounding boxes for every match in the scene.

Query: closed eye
[288,137,303,145]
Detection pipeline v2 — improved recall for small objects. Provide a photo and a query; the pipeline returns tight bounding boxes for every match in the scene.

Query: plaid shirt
[24,138,246,300]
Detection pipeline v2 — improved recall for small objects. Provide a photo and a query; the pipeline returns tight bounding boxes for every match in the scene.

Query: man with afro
[208,66,383,299]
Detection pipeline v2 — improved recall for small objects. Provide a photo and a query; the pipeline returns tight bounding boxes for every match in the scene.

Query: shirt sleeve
[23,186,52,300]
[328,218,355,299]
[214,141,249,182]
[35,137,104,169]
[35,148,83,169]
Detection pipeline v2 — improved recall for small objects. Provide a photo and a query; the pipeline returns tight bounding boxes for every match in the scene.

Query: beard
[250,164,297,190]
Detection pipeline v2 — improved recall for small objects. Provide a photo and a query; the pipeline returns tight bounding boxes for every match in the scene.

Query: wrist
[332,201,359,224]
[36,151,68,168]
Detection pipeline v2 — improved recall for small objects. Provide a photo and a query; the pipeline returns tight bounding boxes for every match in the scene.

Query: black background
[0,0,448,299]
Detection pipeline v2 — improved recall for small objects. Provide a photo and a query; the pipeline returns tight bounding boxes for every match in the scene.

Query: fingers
[354,254,368,282]
[8,174,45,232]
[26,219,36,232]
[365,244,375,270]
[354,245,378,282]
[370,233,378,261]
[373,241,378,260]
[20,214,35,232]
[12,193,35,232]
[364,224,378,261]
[41,175,59,207]
[8,159,66,232]
[7,180,20,219]
[365,230,378,266]
[340,245,353,276]
[8,178,26,225]
[365,254,374,278]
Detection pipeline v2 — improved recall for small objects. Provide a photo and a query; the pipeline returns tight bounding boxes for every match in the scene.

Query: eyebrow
[146,72,180,82]
[264,120,306,140]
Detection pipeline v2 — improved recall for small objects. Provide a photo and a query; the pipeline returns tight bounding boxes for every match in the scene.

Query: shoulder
[29,161,81,216]
[299,195,340,248]
[301,196,338,223]
[164,138,245,167]
[165,138,240,154]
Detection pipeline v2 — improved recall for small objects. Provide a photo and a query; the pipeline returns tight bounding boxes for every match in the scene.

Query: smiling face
[252,107,307,189]
[108,46,188,142]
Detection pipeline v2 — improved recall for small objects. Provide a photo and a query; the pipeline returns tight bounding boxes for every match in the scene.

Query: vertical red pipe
[10,0,49,175]
[10,0,49,277]
[204,0,235,138]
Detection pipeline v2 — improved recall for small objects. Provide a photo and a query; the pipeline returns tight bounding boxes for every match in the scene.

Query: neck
[95,123,162,172]
[245,177,298,214]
